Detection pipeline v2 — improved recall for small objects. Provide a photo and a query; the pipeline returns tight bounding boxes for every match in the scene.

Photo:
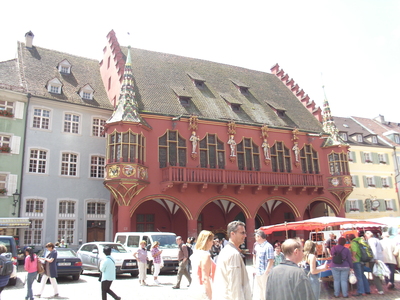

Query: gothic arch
[255,196,301,219]
[131,194,193,220]
[303,196,340,216]
[195,195,251,221]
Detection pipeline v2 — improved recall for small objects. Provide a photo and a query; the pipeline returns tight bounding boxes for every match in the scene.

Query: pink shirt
[24,254,38,273]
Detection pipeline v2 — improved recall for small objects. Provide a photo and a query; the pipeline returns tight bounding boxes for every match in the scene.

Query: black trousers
[101,280,119,300]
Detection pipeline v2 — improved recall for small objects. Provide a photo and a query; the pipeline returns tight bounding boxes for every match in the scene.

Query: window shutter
[363,176,368,188]
[372,152,379,164]
[6,174,18,196]
[360,151,365,163]
[365,199,371,212]
[385,153,389,165]
[345,200,350,213]
[392,199,397,212]
[375,176,382,188]
[11,136,21,154]
[388,177,393,188]
[352,151,357,163]
[378,199,385,212]
[354,175,359,187]
[358,200,364,212]
[14,101,25,119]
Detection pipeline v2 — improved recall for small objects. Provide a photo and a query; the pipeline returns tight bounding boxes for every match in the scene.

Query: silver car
[77,242,138,277]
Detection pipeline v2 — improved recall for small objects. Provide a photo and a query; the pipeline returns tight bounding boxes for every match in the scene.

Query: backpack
[0,253,14,276]
[355,239,374,262]
[186,245,193,259]
[332,247,344,264]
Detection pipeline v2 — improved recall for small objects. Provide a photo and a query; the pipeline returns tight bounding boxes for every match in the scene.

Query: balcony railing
[161,166,323,187]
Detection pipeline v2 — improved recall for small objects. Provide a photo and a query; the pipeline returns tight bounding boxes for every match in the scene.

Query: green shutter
[389,177,393,188]
[375,176,382,188]
[365,199,371,212]
[393,199,397,212]
[352,151,357,163]
[372,152,379,164]
[354,175,359,187]
[385,153,389,165]
[358,200,364,212]
[360,151,365,163]
[345,200,350,213]
[378,199,385,212]
[363,176,368,188]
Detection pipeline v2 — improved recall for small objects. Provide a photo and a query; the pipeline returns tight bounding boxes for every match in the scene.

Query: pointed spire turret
[106,46,151,128]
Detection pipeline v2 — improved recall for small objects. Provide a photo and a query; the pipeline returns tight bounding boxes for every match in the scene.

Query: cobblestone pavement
[3,265,400,299]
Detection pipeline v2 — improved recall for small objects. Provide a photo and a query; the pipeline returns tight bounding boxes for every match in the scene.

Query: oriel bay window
[328,152,349,175]
[270,141,291,173]
[108,130,145,163]
[300,144,319,174]
[199,134,225,169]
[159,130,186,168]
[237,138,260,171]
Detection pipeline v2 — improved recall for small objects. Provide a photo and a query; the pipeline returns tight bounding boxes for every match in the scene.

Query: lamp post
[12,189,20,216]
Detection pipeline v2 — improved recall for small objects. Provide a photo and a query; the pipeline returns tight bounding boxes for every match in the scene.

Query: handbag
[37,256,44,274]
[349,270,357,284]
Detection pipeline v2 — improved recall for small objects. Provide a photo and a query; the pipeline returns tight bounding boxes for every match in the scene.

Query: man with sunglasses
[213,220,251,300]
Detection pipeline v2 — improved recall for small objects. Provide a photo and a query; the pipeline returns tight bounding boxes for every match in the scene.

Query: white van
[114,232,179,273]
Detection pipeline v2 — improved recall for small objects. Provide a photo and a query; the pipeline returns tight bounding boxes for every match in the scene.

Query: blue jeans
[331,267,350,297]
[309,273,320,300]
[26,271,37,300]
[353,262,370,294]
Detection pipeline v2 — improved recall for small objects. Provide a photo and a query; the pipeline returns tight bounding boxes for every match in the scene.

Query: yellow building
[334,116,398,219]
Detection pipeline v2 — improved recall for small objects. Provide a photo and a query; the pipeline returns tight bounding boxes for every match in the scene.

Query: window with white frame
[371,136,378,144]
[378,153,387,164]
[47,78,62,94]
[339,132,348,141]
[61,153,78,176]
[29,149,47,173]
[63,113,80,134]
[87,202,106,216]
[0,174,6,194]
[395,134,400,144]
[385,200,394,211]
[0,100,14,114]
[58,220,75,244]
[357,134,363,142]
[57,59,71,74]
[349,200,359,212]
[32,108,50,129]
[92,118,106,137]
[24,219,43,245]
[79,84,94,100]
[0,134,10,151]
[25,199,44,214]
[364,152,372,163]
[59,200,75,215]
[366,176,375,187]
[381,177,390,188]
[90,155,105,178]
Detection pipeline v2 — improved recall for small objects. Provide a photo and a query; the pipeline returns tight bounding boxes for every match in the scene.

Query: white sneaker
[378,291,384,295]
[154,280,160,285]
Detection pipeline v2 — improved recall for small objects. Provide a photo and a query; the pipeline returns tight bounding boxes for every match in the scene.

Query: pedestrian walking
[36,242,59,298]
[24,247,38,300]
[100,246,121,300]
[172,236,192,289]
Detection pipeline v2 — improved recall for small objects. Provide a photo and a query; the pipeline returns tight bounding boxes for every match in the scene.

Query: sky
[1,0,399,122]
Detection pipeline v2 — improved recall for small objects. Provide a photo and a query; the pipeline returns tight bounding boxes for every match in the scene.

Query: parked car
[77,242,138,277]
[0,236,18,286]
[37,248,82,281]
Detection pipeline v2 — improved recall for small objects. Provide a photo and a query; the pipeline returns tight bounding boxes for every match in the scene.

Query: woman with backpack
[331,237,353,298]
[24,247,38,300]
[0,245,11,298]
[302,240,328,300]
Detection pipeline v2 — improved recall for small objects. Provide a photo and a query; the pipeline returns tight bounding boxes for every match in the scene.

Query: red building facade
[100,30,352,246]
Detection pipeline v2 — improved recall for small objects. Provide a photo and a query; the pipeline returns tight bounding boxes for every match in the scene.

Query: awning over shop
[0,218,30,228]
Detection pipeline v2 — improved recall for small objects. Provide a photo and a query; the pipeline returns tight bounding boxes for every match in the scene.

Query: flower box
[368,184,375,187]
[0,188,7,195]
[0,146,11,153]
[365,159,372,163]
[383,185,389,188]
[0,110,14,118]
[386,207,393,211]
[350,208,359,212]
[380,161,387,164]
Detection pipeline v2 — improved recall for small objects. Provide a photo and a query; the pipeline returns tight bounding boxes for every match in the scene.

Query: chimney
[25,31,34,48]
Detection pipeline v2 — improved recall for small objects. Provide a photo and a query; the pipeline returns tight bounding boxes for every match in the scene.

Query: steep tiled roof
[115,46,323,132]
[16,42,113,110]
[352,116,400,147]
[333,116,391,148]
[0,59,24,90]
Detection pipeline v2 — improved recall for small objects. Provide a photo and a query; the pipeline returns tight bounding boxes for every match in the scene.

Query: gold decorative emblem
[108,165,120,178]
[138,167,148,180]
[331,177,339,187]
[123,165,136,177]
[343,176,352,186]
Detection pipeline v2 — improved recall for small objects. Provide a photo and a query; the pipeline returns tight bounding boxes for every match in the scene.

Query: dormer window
[79,84,94,100]
[220,93,242,112]
[277,109,286,117]
[371,136,377,144]
[231,104,240,112]
[231,79,250,95]
[339,132,348,141]
[187,72,206,89]
[239,86,249,95]
[172,87,192,107]
[57,59,72,74]
[357,134,363,142]
[395,134,400,144]
[47,78,62,94]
